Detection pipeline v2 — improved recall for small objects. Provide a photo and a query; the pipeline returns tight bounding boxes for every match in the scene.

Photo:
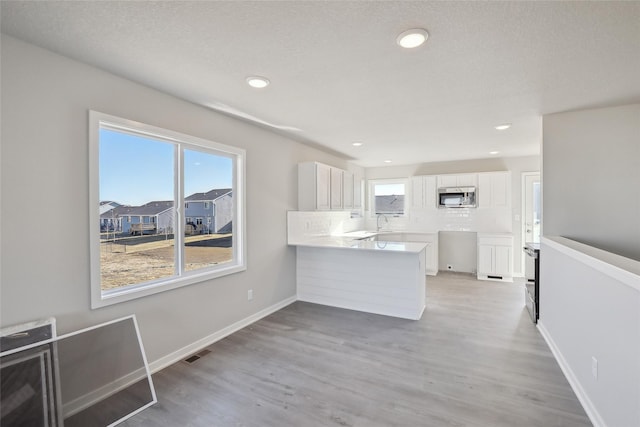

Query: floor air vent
[184,349,212,364]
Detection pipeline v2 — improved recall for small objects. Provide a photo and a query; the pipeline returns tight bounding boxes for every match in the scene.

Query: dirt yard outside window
[100,234,232,290]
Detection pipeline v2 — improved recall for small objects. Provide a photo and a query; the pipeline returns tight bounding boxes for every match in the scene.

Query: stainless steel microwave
[438,187,477,208]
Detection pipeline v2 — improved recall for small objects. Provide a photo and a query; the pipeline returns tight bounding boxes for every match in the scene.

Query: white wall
[365,156,540,275]
[0,35,354,366]
[543,103,640,261]
[539,238,640,427]
[540,104,640,427]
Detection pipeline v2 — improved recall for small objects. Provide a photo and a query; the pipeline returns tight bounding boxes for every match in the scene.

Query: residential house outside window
[369,179,406,216]
[90,111,246,308]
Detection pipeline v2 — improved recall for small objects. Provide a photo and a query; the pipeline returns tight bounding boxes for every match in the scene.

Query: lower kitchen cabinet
[477,233,513,282]
[389,233,439,276]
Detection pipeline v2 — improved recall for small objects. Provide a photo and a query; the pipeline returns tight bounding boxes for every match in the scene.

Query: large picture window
[90,111,246,308]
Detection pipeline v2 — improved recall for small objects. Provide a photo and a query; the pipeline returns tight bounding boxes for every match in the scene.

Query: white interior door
[523,172,541,244]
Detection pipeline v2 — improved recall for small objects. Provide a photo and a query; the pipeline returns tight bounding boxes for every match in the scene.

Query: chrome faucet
[376,214,389,232]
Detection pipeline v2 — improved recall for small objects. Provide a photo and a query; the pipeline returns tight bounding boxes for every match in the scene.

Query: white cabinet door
[494,246,512,276]
[330,168,343,210]
[410,176,437,209]
[316,163,331,211]
[478,245,494,275]
[477,173,492,208]
[343,171,354,210]
[410,176,424,208]
[478,172,510,208]
[491,173,509,208]
[424,176,437,210]
[477,234,513,282]
[353,176,363,209]
[437,174,477,188]
[456,174,477,187]
[424,239,438,275]
[437,175,457,188]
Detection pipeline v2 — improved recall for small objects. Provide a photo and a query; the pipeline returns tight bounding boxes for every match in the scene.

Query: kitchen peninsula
[290,232,427,320]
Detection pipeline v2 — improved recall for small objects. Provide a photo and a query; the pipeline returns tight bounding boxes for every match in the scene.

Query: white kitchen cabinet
[410,175,437,210]
[424,176,437,210]
[394,232,439,276]
[343,171,354,210]
[353,175,363,209]
[478,171,511,208]
[410,176,424,208]
[422,233,439,275]
[477,233,513,282]
[330,168,344,210]
[299,162,360,211]
[298,162,333,211]
[437,173,477,189]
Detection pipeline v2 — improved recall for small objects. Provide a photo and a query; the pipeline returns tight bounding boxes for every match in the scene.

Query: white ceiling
[2,1,639,167]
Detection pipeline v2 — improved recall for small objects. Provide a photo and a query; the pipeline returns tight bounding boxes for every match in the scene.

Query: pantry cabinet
[477,234,513,282]
[478,172,510,208]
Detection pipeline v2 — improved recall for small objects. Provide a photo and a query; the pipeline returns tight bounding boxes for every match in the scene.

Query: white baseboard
[63,368,148,418]
[148,296,297,374]
[537,321,606,427]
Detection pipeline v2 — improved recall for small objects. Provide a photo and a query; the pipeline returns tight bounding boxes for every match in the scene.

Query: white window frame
[89,111,246,309]
[368,178,408,217]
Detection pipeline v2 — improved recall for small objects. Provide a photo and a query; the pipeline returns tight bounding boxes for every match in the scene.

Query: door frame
[521,171,540,274]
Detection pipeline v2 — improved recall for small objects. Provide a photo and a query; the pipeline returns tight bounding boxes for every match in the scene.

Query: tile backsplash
[287,211,364,243]
[288,205,510,244]
[364,207,511,233]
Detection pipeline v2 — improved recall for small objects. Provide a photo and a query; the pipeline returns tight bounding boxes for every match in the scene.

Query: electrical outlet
[447,264,453,270]
[591,356,598,379]
[248,289,253,301]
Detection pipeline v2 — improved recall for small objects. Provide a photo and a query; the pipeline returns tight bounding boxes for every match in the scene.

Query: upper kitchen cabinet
[343,171,354,210]
[410,175,437,210]
[478,172,511,209]
[298,162,332,211]
[437,173,477,188]
[353,174,363,209]
[330,168,344,210]
[298,162,358,211]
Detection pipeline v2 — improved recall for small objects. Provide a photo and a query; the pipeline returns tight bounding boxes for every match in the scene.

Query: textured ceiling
[2,1,639,167]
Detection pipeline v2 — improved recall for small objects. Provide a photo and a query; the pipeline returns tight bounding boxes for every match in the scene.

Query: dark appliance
[437,187,477,208]
[524,243,540,323]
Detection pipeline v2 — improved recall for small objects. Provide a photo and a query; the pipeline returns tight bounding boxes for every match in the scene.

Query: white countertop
[289,233,428,253]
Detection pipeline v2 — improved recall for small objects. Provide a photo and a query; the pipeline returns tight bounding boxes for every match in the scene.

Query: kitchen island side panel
[296,246,426,320]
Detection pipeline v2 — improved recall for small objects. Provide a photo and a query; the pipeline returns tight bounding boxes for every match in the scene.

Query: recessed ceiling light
[490,151,500,155]
[384,160,392,164]
[495,123,511,130]
[396,28,429,49]
[352,142,363,147]
[246,76,270,88]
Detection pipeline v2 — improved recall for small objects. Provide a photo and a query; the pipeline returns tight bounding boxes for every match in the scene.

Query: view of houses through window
[372,181,406,215]
[97,124,236,293]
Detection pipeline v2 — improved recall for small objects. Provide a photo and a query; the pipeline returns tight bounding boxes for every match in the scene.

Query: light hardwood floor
[124,273,591,427]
